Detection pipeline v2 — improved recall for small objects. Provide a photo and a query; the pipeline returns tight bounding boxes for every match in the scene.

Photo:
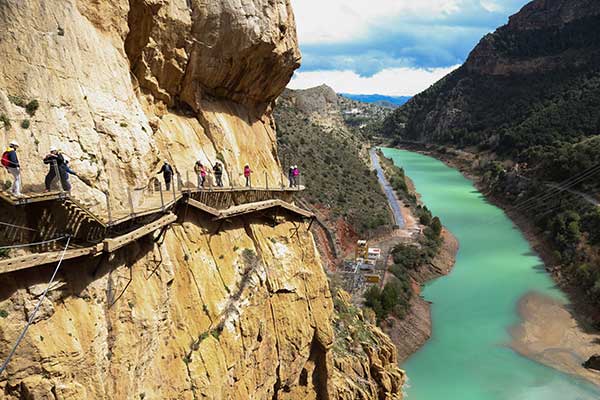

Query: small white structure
[367,247,381,261]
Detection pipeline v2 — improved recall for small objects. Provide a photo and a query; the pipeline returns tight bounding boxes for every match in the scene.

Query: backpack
[1,151,11,167]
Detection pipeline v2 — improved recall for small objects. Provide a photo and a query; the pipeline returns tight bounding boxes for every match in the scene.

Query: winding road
[369,147,405,228]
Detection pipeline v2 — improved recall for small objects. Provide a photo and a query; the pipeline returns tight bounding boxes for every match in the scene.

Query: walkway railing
[0,168,305,226]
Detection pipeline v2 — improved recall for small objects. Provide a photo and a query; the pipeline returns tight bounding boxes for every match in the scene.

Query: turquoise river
[382,148,600,400]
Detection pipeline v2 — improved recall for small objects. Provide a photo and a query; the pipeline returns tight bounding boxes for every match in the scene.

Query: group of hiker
[2,141,77,197]
[2,141,301,197]
[157,159,301,190]
[158,160,228,190]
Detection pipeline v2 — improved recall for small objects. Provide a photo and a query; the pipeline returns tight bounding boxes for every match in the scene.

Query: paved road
[369,147,405,228]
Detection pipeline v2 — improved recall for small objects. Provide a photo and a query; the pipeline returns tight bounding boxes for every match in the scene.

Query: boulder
[583,355,600,372]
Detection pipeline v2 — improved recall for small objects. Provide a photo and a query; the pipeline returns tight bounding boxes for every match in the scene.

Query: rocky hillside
[0,1,404,398]
[383,0,600,175]
[275,86,393,240]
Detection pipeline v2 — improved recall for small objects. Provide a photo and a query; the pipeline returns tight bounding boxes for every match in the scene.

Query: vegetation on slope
[275,90,393,234]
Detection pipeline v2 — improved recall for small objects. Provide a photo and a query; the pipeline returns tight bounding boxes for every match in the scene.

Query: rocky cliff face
[0,0,299,212]
[382,0,600,152]
[0,1,404,399]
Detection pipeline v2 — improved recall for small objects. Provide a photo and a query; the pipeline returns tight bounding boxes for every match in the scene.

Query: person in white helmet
[1,141,21,196]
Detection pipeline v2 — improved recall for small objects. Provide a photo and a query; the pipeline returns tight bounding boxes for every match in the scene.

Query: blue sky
[288,0,529,95]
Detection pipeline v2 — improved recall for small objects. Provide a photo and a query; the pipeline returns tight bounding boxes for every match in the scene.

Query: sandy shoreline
[510,292,600,387]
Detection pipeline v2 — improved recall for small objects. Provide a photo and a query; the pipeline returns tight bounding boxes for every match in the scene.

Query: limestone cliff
[0,1,404,398]
[0,0,299,212]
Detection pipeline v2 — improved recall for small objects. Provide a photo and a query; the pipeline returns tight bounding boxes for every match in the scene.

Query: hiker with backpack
[213,162,224,187]
[244,164,252,187]
[157,160,174,191]
[194,160,207,188]
[43,147,68,192]
[2,141,21,196]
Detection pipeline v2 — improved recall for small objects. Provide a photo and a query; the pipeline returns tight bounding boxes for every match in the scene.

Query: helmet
[9,140,19,148]
[50,146,58,152]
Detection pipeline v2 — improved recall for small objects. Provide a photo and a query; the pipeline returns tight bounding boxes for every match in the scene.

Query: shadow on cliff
[0,205,309,308]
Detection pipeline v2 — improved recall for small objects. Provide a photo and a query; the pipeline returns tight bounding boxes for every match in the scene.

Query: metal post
[172,177,177,203]
[53,161,64,193]
[186,171,190,191]
[159,181,165,211]
[265,172,269,190]
[127,187,135,216]
[105,191,112,226]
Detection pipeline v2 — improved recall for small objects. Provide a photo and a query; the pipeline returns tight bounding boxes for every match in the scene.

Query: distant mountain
[340,94,412,108]
[382,0,600,161]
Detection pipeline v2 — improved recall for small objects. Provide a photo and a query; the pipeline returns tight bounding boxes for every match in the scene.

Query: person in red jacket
[244,164,252,187]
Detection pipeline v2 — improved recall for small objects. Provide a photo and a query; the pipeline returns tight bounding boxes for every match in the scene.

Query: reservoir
[382,148,600,400]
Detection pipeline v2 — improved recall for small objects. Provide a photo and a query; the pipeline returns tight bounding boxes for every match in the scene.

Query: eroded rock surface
[0,1,404,398]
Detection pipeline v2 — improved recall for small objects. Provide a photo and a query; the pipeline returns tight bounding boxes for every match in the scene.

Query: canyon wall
[0,1,404,398]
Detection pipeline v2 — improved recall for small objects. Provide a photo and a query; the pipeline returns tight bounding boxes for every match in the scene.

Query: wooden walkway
[0,186,305,227]
[0,186,312,275]
[187,198,314,220]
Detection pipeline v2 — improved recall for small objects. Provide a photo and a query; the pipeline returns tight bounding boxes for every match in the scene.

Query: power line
[515,169,600,214]
[0,236,68,251]
[0,236,71,376]
[0,221,38,232]
[513,163,600,212]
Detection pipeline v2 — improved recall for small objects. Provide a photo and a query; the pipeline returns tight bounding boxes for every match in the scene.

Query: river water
[381,148,600,400]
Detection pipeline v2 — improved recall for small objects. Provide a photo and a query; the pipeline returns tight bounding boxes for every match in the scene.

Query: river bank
[382,228,459,362]
[373,150,459,362]
[390,143,600,387]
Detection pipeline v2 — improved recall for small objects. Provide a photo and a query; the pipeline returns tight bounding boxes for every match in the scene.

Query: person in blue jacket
[157,160,174,190]
[4,141,21,196]
[62,158,78,192]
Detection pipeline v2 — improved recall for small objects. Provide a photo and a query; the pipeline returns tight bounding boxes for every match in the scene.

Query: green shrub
[0,114,10,129]
[0,248,9,258]
[25,100,39,116]
[0,310,8,318]
[430,217,443,237]
[21,119,30,129]
[363,278,412,323]
[8,95,25,107]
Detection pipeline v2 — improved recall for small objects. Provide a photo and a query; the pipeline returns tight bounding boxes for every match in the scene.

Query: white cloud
[291,0,462,44]
[288,66,460,96]
[480,0,503,12]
